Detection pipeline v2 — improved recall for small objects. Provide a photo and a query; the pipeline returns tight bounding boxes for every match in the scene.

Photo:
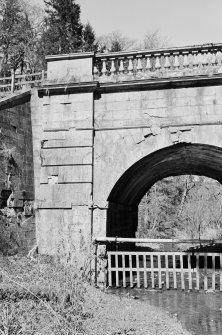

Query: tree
[143,30,169,50]
[96,30,137,53]
[82,22,96,52]
[137,175,222,242]
[42,0,83,55]
[20,0,45,72]
[0,0,33,74]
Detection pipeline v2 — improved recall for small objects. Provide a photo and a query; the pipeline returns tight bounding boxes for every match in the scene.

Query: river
[108,288,222,335]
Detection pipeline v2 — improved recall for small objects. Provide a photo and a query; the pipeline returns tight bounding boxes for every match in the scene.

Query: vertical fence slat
[122,254,126,288]
[129,254,133,288]
[204,254,208,291]
[173,253,177,289]
[143,254,148,288]
[180,254,185,290]
[11,71,15,92]
[136,254,140,288]
[151,254,155,288]
[158,254,162,289]
[108,253,112,287]
[166,254,169,289]
[196,254,199,291]
[220,255,222,292]
[105,250,222,291]
[212,254,215,291]
[115,253,119,287]
[188,254,192,290]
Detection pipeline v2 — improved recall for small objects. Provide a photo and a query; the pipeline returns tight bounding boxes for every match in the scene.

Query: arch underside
[107,143,222,237]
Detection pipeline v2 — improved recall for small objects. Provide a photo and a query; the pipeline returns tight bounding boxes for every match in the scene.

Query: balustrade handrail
[95,43,222,59]
[93,43,222,82]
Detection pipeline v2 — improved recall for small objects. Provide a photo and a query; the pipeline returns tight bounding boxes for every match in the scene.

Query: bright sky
[35,0,222,47]
[77,0,222,47]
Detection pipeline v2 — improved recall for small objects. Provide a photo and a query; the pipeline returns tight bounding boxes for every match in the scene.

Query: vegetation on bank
[0,254,190,335]
[138,175,222,243]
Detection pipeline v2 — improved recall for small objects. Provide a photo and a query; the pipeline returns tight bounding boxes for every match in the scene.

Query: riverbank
[0,254,190,335]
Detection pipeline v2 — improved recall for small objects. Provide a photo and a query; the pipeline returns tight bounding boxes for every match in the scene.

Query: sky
[36,0,222,48]
[77,0,222,47]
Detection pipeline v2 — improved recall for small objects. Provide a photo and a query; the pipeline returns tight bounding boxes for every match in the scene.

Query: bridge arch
[107,143,222,237]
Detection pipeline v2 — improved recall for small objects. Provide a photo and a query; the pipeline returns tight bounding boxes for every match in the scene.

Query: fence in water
[107,251,222,291]
[95,238,222,291]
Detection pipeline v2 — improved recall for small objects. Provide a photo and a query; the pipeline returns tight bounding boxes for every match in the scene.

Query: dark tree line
[0,0,168,76]
[0,0,97,75]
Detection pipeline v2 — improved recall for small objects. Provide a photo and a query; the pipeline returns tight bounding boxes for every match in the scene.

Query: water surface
[109,288,222,335]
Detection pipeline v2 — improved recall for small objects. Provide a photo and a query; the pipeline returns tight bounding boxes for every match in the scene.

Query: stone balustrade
[93,44,222,82]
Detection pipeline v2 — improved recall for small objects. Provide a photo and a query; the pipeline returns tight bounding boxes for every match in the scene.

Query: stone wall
[0,91,36,254]
[0,91,34,207]
[32,52,222,254]
[93,86,222,237]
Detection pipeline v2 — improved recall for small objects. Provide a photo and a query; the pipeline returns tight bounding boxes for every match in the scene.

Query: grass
[0,254,191,335]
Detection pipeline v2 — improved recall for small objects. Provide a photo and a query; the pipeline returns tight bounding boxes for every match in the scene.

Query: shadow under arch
[107,143,222,237]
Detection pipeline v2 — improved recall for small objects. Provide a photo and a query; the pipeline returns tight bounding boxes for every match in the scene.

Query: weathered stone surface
[42,129,92,146]
[16,51,222,255]
[46,53,94,82]
[0,93,34,206]
[37,183,91,204]
[40,165,92,183]
[36,206,91,254]
[41,147,92,166]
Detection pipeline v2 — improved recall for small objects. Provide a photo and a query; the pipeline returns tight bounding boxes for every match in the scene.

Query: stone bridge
[3,43,222,255]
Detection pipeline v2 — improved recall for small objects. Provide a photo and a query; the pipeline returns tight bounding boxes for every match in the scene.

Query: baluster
[101,59,107,76]
[216,51,222,72]
[211,52,217,72]
[93,65,98,78]
[173,53,180,70]
[136,56,143,73]
[201,52,208,68]
[183,53,189,68]
[145,55,152,73]
[154,55,161,71]
[207,51,213,66]
[164,54,171,71]
[192,52,199,68]
[211,53,217,66]
[119,58,124,74]
[127,57,134,74]
[110,58,116,76]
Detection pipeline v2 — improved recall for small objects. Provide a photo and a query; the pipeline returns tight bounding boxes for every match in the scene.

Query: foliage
[0,0,33,74]
[0,0,96,74]
[82,22,97,52]
[138,175,222,241]
[19,0,45,72]
[96,29,169,53]
[0,254,190,335]
[42,0,96,56]
[96,30,138,53]
[143,30,169,49]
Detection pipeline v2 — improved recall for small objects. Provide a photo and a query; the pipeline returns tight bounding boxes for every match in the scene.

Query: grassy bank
[0,255,190,335]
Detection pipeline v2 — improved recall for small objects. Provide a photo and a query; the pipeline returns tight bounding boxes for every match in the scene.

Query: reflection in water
[109,289,222,335]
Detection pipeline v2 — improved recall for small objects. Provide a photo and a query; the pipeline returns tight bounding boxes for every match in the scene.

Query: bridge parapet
[94,43,222,82]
